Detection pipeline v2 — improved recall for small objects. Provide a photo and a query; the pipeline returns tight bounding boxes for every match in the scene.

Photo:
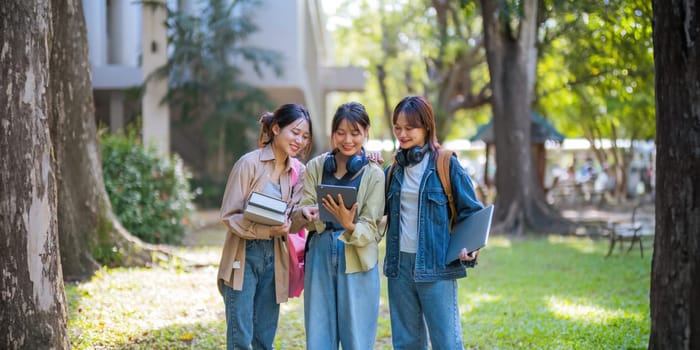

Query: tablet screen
[316,184,358,225]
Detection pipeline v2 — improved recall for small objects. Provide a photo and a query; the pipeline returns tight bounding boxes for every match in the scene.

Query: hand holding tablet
[316,184,358,227]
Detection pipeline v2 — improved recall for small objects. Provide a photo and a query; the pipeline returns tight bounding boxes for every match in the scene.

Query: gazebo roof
[469,111,565,144]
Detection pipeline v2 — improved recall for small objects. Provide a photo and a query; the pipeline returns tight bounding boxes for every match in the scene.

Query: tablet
[316,184,358,225]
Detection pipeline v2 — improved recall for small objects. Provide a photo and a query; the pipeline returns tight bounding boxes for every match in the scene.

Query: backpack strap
[385,162,396,195]
[290,158,301,186]
[437,149,457,232]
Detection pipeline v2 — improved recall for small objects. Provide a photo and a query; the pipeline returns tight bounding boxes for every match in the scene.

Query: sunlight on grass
[487,235,512,249]
[67,265,225,349]
[172,246,221,266]
[459,292,502,314]
[456,235,650,349]
[67,235,651,349]
[547,234,599,253]
[547,295,632,323]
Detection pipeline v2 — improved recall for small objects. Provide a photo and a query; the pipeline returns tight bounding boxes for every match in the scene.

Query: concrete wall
[84,0,365,157]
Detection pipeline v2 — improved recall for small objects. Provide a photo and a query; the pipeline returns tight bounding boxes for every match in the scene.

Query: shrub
[101,128,196,244]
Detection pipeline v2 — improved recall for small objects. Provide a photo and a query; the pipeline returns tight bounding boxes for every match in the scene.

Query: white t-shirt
[399,155,429,253]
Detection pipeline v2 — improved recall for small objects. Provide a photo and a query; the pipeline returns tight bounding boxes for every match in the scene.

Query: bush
[101,128,196,244]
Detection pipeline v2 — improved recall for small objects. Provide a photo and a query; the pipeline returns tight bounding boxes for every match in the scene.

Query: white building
[83,0,365,156]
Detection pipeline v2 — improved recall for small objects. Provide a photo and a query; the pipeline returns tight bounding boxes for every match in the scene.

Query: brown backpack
[386,149,457,231]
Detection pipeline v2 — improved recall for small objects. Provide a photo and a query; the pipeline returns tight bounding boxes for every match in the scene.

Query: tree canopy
[537,0,655,142]
[328,0,654,145]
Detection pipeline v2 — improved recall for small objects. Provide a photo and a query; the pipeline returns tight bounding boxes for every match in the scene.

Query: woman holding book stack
[384,95,484,349]
[297,101,385,350]
[217,103,316,350]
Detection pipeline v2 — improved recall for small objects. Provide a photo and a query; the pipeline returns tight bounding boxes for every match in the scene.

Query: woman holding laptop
[297,101,385,350]
[384,95,484,349]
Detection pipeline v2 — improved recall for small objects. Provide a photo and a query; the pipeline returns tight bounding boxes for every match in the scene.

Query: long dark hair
[258,103,313,157]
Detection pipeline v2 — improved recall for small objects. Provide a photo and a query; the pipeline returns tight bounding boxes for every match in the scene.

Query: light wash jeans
[304,229,380,350]
[387,252,464,350]
[223,239,279,350]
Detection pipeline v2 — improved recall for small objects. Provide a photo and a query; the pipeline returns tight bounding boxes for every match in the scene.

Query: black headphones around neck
[323,148,368,177]
[396,144,430,167]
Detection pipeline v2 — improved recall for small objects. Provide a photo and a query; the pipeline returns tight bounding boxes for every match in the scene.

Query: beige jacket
[299,153,385,273]
[217,144,306,304]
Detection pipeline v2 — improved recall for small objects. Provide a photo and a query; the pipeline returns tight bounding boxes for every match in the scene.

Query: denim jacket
[383,152,484,281]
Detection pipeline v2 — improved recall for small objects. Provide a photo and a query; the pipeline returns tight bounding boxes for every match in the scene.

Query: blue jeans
[387,252,464,350]
[304,230,380,350]
[223,239,279,350]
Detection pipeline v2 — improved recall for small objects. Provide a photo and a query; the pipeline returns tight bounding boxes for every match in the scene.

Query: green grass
[66,233,651,349]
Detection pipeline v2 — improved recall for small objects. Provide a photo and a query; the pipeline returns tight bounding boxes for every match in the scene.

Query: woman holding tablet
[384,96,484,349]
[217,104,315,350]
[297,102,385,350]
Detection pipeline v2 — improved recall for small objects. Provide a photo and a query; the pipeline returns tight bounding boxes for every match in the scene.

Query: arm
[298,155,324,232]
[450,155,484,223]
[220,153,273,239]
[449,155,484,266]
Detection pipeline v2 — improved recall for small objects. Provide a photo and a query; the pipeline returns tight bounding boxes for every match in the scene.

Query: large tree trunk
[649,0,700,348]
[480,0,570,235]
[0,1,70,348]
[49,0,102,279]
[376,4,395,142]
[429,0,490,141]
[376,64,395,142]
[49,0,164,281]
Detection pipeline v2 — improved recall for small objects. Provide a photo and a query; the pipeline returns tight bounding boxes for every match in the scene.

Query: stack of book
[244,192,287,226]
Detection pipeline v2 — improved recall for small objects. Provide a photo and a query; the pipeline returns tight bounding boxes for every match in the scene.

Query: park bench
[604,203,653,258]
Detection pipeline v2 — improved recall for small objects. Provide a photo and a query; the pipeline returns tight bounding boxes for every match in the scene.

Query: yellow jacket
[299,153,386,273]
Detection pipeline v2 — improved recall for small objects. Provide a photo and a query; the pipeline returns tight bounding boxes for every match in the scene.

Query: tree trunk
[480,0,570,235]
[376,64,395,142]
[48,0,161,281]
[48,0,102,280]
[429,1,490,141]
[649,0,700,348]
[0,1,70,348]
[377,4,396,142]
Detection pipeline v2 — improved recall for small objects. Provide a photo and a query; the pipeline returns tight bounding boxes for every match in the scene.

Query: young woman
[298,102,385,350]
[217,103,316,350]
[384,96,483,350]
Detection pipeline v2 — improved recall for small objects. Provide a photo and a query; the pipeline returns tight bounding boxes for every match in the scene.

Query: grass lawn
[66,229,651,349]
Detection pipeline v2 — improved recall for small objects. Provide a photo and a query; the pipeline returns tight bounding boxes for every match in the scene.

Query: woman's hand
[321,193,358,231]
[367,151,384,165]
[459,248,479,262]
[269,220,291,237]
[301,206,320,222]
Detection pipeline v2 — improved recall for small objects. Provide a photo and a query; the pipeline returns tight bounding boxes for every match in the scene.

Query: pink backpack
[287,158,305,298]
